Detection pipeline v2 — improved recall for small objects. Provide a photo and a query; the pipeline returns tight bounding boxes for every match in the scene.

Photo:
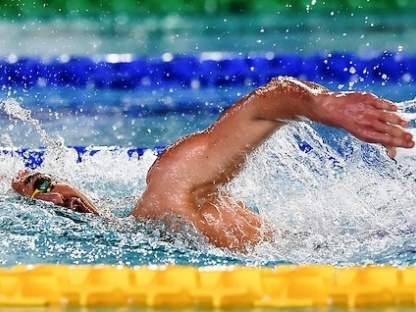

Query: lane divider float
[0,264,415,308]
[1,52,415,89]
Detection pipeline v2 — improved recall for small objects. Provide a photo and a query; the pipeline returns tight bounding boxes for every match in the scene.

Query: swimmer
[11,76,415,252]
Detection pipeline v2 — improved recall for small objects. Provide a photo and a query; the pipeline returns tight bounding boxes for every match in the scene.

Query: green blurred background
[1,0,416,18]
[1,0,416,58]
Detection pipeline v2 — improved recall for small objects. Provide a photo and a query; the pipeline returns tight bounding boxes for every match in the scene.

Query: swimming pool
[1,2,416,310]
[2,80,416,265]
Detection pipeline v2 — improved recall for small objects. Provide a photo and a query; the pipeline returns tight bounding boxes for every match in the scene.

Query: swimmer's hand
[63,196,97,214]
[35,192,66,206]
[35,192,99,214]
[317,92,415,158]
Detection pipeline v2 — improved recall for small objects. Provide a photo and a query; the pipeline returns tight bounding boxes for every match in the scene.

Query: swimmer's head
[11,169,100,215]
[12,170,56,198]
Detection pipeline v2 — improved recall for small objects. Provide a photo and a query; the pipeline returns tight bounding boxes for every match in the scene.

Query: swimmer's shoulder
[146,131,209,185]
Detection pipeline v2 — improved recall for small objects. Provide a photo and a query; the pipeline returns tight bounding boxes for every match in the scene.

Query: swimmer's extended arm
[206,76,413,171]
[154,76,414,192]
[249,76,413,156]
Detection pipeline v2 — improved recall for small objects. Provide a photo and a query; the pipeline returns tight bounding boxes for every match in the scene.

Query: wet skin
[12,171,100,215]
[11,77,415,252]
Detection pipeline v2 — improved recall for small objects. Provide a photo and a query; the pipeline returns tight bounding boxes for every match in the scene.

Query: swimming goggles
[27,174,57,199]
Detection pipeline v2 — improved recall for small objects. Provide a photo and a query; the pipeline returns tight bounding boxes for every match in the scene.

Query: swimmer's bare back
[130,76,414,251]
[12,76,414,252]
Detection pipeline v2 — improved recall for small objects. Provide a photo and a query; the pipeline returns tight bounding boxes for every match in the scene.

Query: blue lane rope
[2,146,167,169]
[2,142,326,169]
[1,52,415,89]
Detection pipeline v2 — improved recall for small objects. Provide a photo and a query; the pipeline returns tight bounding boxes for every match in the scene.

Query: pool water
[1,81,415,148]
[1,83,416,268]
[1,10,416,273]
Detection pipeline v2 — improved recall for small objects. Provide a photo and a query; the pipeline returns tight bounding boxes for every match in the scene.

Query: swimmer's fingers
[371,118,412,140]
[361,125,414,153]
[374,110,408,128]
[371,109,414,148]
[384,145,397,159]
[371,97,398,112]
[380,110,408,125]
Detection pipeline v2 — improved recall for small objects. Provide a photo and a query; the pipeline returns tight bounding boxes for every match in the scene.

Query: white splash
[227,119,416,264]
[2,97,416,265]
[1,98,54,146]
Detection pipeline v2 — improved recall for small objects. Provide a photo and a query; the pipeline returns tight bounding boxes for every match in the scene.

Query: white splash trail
[397,98,416,110]
[1,98,54,146]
